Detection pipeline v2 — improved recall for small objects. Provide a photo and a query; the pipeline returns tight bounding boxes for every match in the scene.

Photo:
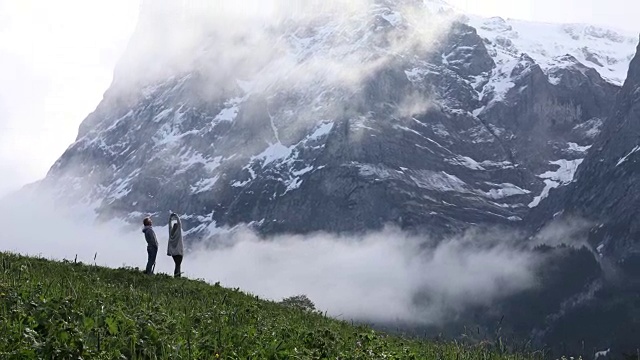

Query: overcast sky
[451,0,640,32]
[0,0,638,197]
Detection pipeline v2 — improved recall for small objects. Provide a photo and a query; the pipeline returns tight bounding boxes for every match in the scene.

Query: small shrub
[279,294,317,312]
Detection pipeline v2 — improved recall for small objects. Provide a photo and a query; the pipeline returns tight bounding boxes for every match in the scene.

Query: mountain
[467,16,637,86]
[548,39,640,269]
[39,0,635,239]
[23,0,640,356]
[524,39,640,355]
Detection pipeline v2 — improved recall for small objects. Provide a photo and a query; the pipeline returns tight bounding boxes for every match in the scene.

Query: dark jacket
[142,226,159,250]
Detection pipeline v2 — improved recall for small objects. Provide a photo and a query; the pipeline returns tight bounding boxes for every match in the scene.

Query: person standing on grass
[142,217,158,275]
[167,212,184,278]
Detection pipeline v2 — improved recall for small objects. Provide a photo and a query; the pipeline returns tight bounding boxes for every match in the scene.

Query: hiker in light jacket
[167,213,184,278]
[142,217,158,275]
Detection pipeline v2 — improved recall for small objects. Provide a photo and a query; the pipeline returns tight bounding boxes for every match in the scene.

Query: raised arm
[170,213,182,228]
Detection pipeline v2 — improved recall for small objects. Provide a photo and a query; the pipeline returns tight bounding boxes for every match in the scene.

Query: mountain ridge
[37,1,638,238]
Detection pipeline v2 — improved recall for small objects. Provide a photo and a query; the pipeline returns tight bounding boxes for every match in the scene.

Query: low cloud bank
[1,191,544,326]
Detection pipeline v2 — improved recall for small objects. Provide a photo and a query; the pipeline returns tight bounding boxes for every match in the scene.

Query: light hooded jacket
[167,213,184,257]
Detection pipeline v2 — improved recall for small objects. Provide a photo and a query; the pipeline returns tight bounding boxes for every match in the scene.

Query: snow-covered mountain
[38,0,636,238]
[468,16,637,86]
[422,0,637,84]
[22,0,640,355]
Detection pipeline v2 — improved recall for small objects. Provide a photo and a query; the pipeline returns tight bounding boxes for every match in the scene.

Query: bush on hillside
[279,294,317,312]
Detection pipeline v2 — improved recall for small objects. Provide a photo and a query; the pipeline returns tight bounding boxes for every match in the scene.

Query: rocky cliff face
[554,39,640,264]
[39,1,632,242]
[520,39,640,356]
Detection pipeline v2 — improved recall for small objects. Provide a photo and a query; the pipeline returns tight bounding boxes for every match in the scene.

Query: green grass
[0,252,542,359]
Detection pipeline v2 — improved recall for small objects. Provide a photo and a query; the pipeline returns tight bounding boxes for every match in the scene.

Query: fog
[1,187,547,326]
[114,0,456,94]
[0,0,138,196]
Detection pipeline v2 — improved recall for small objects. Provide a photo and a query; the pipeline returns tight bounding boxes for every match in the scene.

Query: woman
[167,213,184,278]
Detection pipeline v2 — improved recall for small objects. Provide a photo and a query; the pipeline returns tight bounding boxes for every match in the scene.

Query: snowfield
[466,15,637,86]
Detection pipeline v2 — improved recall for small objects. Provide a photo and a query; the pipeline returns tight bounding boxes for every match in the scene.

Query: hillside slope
[0,252,536,359]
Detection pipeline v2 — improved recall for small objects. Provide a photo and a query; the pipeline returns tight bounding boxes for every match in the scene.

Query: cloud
[0,0,139,193]
[77,0,460,180]
[34,0,463,209]
[185,226,541,325]
[115,0,456,97]
[530,215,593,249]
[1,187,541,326]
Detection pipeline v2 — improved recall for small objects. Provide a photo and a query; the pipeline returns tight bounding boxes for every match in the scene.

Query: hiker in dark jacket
[142,217,159,275]
[167,213,184,278]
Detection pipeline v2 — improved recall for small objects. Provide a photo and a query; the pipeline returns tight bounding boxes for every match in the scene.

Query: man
[142,217,158,275]
[167,213,184,278]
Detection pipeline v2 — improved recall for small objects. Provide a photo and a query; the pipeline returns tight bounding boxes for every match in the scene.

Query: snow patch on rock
[529,159,584,207]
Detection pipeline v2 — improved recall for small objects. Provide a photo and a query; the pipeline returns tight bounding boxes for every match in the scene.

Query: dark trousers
[145,247,158,274]
[172,255,183,277]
